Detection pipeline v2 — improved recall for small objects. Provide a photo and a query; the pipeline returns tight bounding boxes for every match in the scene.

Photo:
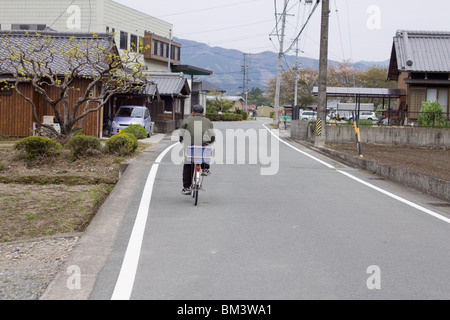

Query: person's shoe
[201,169,211,176]
[182,187,191,195]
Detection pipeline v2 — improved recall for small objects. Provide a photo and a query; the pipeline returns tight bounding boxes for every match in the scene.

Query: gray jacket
[180,114,215,146]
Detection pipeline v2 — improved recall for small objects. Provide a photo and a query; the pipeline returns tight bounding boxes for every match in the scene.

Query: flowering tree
[0,31,149,141]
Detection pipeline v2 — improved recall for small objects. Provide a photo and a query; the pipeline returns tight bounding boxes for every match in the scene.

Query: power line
[333,0,346,61]
[284,0,320,54]
[47,0,76,30]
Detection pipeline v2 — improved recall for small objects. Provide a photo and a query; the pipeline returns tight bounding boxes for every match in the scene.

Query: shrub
[66,134,101,159]
[104,133,138,156]
[14,136,62,160]
[123,124,147,140]
[205,113,243,121]
[235,109,248,120]
[418,101,446,127]
[223,113,243,121]
[205,113,221,121]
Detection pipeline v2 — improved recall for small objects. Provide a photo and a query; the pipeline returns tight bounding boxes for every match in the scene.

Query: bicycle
[185,145,214,206]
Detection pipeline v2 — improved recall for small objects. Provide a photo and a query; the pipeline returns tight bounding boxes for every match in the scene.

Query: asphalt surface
[42,119,450,300]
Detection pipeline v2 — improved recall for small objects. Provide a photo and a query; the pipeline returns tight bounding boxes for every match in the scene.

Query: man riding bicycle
[179,104,215,195]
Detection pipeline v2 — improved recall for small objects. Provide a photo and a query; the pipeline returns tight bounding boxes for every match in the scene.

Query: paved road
[43,119,450,300]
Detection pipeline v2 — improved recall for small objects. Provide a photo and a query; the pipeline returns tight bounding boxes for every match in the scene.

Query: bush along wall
[206,113,243,121]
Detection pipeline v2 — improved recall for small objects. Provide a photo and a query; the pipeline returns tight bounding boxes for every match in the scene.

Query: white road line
[338,170,450,224]
[111,143,177,300]
[263,123,450,225]
[263,123,335,169]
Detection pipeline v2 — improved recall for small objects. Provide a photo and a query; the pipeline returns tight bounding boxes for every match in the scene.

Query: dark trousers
[183,163,210,188]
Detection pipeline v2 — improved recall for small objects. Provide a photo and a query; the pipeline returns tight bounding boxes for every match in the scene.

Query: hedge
[205,113,243,121]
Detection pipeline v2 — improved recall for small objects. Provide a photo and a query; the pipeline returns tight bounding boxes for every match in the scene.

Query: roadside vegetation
[0,130,151,243]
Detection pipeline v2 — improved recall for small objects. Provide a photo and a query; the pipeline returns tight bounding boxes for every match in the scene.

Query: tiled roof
[0,30,115,77]
[392,30,450,72]
[145,72,190,96]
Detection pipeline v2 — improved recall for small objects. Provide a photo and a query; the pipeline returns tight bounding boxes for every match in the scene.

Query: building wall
[0,83,34,137]
[0,79,102,137]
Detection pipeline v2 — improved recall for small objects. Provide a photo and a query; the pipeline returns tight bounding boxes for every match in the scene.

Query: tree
[0,31,148,141]
[206,90,233,113]
[247,87,270,106]
[266,67,318,107]
[357,65,396,89]
[327,60,361,87]
[418,101,446,127]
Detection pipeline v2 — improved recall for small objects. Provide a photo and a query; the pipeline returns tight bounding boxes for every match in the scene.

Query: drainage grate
[428,203,450,208]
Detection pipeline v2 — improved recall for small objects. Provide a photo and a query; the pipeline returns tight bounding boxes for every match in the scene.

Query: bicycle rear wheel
[192,164,201,206]
[194,187,199,206]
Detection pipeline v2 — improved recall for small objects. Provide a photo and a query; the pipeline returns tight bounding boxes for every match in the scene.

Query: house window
[120,31,128,50]
[411,88,450,119]
[409,88,426,118]
[427,88,438,102]
[139,37,144,53]
[174,46,180,61]
[163,43,168,58]
[438,89,448,111]
[157,41,163,56]
[130,34,138,52]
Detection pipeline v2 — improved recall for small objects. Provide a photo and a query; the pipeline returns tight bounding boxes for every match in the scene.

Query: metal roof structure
[388,30,450,80]
[145,72,190,97]
[172,65,213,76]
[312,87,406,98]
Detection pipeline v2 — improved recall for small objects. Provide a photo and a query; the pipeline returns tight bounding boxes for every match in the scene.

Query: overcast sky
[115,0,450,62]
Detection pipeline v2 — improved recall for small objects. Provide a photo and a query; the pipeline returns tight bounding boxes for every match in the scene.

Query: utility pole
[168,29,172,72]
[273,0,289,129]
[293,38,300,108]
[316,0,330,147]
[242,53,249,112]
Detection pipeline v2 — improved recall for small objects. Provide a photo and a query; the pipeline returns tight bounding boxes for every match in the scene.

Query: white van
[110,106,152,137]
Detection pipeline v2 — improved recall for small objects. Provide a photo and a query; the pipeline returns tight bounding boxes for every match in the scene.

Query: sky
[114,0,450,63]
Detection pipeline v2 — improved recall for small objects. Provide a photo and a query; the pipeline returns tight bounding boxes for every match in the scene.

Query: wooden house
[388,30,450,120]
[145,72,190,133]
[0,30,154,137]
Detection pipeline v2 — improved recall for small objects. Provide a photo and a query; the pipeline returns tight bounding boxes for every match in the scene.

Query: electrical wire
[283,0,319,54]
[333,0,346,61]
[47,0,76,30]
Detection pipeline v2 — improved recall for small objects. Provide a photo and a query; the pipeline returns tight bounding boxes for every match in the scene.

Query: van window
[117,107,144,118]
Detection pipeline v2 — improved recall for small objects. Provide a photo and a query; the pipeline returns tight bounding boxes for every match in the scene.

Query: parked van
[110,106,152,137]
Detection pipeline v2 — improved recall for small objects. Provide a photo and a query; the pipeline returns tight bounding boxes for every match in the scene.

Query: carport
[311,86,407,124]
[172,65,213,114]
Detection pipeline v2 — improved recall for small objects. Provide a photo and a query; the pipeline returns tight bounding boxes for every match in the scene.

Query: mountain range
[175,37,390,95]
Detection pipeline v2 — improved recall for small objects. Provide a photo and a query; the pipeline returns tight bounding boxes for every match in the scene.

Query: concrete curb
[39,136,172,300]
[301,141,450,203]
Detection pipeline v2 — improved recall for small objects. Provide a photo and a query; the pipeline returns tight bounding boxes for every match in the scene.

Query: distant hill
[175,37,389,95]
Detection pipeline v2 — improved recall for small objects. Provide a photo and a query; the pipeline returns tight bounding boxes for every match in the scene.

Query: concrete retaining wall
[317,146,450,202]
[291,120,450,147]
[290,120,450,202]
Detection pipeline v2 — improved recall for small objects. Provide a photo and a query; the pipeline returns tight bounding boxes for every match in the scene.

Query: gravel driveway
[0,235,80,300]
